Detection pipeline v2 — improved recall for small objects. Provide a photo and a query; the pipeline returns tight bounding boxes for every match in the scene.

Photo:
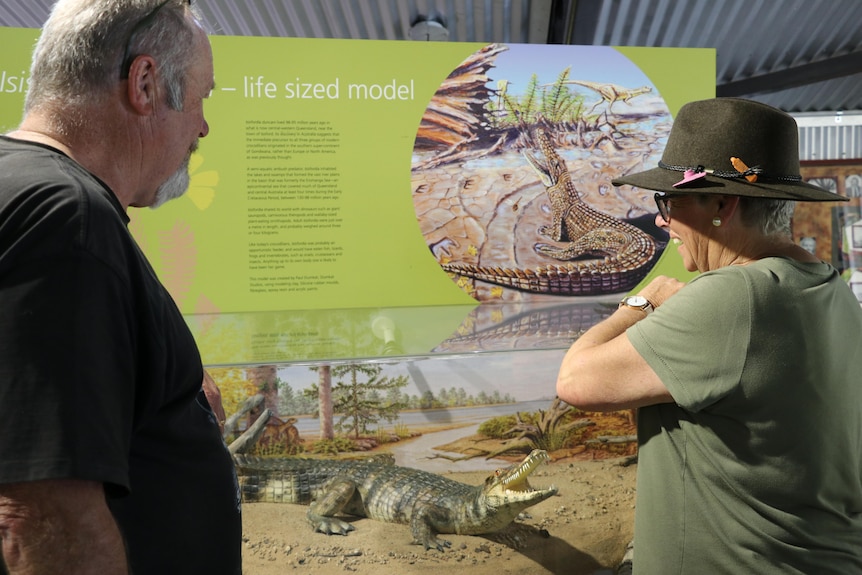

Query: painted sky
[277,348,566,402]
[488,44,655,97]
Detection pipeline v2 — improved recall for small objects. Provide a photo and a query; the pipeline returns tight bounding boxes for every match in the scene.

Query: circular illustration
[411,43,671,304]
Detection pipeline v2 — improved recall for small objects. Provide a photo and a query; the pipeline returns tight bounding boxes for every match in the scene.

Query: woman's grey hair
[693,194,795,236]
[737,196,795,237]
[25,0,201,124]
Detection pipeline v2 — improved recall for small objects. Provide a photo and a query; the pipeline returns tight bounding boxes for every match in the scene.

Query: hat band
[658,160,802,183]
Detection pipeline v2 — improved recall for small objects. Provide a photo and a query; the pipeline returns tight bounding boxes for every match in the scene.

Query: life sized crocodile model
[235,449,557,551]
[442,129,658,295]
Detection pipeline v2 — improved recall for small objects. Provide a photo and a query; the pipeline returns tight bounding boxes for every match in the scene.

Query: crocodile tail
[441,261,650,295]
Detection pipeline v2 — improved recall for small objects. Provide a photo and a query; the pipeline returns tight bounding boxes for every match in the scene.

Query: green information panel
[0,30,714,364]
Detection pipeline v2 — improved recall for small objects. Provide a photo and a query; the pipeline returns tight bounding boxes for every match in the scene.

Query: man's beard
[150,140,199,209]
[150,159,190,209]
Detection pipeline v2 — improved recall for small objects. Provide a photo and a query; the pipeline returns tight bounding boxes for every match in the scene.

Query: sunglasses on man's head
[120,0,191,79]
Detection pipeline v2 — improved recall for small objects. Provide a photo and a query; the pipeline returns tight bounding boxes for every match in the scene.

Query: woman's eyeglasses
[654,193,675,222]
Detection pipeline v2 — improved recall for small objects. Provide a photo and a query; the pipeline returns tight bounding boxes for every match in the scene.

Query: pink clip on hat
[612,97,846,202]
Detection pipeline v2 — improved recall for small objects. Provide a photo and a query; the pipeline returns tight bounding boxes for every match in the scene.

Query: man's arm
[202,370,226,435]
[556,275,685,411]
[0,479,128,574]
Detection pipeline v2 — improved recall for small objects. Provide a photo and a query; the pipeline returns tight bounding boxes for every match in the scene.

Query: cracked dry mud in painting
[413,118,672,304]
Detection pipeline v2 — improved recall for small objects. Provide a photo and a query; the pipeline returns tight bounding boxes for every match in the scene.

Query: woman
[556,98,862,574]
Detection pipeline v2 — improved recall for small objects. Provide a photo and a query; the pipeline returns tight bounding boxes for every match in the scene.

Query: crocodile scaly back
[442,129,658,296]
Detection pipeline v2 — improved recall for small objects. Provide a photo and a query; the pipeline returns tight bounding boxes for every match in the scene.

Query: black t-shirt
[0,136,241,574]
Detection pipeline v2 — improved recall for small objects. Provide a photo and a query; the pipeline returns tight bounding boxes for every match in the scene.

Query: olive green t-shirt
[629,257,862,574]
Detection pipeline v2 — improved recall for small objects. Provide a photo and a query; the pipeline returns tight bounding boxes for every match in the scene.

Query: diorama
[214,351,639,575]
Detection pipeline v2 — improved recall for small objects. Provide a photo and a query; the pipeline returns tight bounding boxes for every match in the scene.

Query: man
[0,1,241,573]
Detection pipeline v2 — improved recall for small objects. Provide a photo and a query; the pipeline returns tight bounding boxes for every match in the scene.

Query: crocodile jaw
[470,449,557,532]
[523,148,555,188]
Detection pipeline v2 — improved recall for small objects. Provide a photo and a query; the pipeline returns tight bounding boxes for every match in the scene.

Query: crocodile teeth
[505,489,531,495]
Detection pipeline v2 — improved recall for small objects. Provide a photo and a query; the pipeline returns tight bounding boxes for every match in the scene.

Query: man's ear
[125,55,158,115]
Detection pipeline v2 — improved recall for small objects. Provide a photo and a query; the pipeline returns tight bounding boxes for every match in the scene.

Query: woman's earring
[712,217,722,227]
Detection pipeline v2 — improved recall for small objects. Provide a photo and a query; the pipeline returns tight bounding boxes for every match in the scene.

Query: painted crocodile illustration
[562,80,652,115]
[441,129,658,295]
[235,449,557,551]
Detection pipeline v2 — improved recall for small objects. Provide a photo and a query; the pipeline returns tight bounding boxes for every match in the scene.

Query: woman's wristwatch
[619,295,654,314]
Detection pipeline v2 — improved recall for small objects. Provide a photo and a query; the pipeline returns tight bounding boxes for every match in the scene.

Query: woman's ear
[716,194,741,223]
[125,55,159,116]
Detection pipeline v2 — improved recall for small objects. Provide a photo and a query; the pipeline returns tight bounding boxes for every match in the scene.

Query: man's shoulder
[0,138,135,279]
[0,137,125,231]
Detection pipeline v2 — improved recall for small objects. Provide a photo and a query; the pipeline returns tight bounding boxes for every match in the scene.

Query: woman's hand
[638,275,687,308]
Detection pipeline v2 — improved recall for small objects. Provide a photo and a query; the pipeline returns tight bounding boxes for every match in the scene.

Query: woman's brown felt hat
[612,97,847,202]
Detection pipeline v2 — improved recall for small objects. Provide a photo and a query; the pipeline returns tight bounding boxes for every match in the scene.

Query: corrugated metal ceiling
[2,0,862,114]
[560,0,862,114]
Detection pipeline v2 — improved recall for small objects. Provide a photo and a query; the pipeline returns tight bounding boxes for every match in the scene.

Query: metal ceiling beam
[527,0,553,44]
[717,51,862,98]
[545,0,614,45]
[546,0,574,44]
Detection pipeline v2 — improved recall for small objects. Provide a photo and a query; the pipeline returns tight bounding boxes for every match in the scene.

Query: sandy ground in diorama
[241,430,638,575]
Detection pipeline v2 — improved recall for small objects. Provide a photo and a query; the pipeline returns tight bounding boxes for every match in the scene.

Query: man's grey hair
[25,0,201,125]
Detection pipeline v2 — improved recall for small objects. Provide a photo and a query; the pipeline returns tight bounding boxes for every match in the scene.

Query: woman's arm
[556,275,686,411]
